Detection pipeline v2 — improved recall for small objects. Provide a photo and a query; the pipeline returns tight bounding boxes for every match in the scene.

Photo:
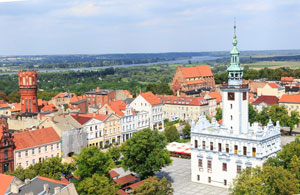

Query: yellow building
[279,94,300,128]
[257,83,284,98]
[103,113,121,146]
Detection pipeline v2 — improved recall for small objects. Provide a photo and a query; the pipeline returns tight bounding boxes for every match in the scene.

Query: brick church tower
[18,70,38,113]
[0,117,15,173]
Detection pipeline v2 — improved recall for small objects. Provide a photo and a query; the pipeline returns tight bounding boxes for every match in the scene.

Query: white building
[190,25,281,188]
[130,92,164,131]
[121,106,149,142]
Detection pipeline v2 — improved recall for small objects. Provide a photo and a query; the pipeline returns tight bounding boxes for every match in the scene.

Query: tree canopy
[133,176,174,195]
[182,123,191,139]
[164,125,180,143]
[121,128,172,179]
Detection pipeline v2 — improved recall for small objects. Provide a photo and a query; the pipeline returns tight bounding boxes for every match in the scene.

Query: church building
[190,24,281,188]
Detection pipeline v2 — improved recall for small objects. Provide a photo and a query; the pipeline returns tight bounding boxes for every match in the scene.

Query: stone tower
[18,70,38,113]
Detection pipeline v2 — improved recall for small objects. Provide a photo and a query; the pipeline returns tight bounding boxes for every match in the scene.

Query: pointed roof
[71,113,108,125]
[140,92,162,105]
[279,94,300,103]
[108,100,127,116]
[208,91,222,104]
[268,83,280,89]
[0,174,15,194]
[252,96,279,105]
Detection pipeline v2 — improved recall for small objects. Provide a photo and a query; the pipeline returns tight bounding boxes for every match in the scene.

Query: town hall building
[190,24,281,188]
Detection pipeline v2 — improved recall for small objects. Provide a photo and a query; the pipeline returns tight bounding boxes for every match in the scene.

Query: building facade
[0,118,15,173]
[18,71,38,113]
[13,127,61,169]
[190,25,281,188]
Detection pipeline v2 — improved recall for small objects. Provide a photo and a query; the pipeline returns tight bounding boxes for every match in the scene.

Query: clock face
[228,92,235,100]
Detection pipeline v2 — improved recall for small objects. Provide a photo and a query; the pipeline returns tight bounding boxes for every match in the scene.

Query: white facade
[83,118,105,143]
[130,94,164,131]
[121,107,149,142]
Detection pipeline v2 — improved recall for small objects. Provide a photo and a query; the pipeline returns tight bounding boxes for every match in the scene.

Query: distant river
[0,56,221,75]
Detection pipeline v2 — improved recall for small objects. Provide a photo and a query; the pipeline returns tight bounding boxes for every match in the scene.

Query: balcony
[221,84,248,89]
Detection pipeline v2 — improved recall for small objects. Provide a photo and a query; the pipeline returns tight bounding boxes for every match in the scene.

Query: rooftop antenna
[234,17,236,36]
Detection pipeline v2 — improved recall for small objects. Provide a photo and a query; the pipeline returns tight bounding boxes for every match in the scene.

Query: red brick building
[170,65,215,95]
[0,118,15,173]
[18,70,38,113]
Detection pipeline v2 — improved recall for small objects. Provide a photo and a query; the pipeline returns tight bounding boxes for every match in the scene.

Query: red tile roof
[279,94,300,103]
[9,103,21,112]
[38,176,70,185]
[71,113,108,125]
[118,189,128,195]
[208,91,222,104]
[140,92,162,105]
[281,77,294,82]
[0,103,9,108]
[180,65,213,78]
[126,178,150,190]
[252,96,279,105]
[123,90,131,96]
[38,99,48,106]
[113,174,138,186]
[13,127,60,150]
[109,170,120,178]
[108,101,127,116]
[41,104,58,112]
[268,83,280,89]
[186,80,205,85]
[70,95,86,103]
[157,95,208,106]
[0,174,14,195]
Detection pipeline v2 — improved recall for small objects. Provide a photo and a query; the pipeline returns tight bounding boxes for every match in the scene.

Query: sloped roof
[0,103,9,108]
[140,92,162,105]
[123,90,131,96]
[109,170,120,178]
[209,91,222,104]
[126,178,150,190]
[70,95,86,103]
[38,176,70,185]
[0,174,14,195]
[268,83,280,89]
[38,99,48,106]
[279,94,300,103]
[180,65,213,78]
[13,127,60,150]
[252,96,279,105]
[281,77,294,82]
[113,174,138,186]
[186,80,205,85]
[118,189,128,195]
[157,95,208,106]
[108,100,127,116]
[41,104,57,112]
[9,103,21,112]
[71,113,108,125]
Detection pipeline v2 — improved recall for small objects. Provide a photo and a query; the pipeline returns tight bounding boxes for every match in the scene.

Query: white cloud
[66,2,101,17]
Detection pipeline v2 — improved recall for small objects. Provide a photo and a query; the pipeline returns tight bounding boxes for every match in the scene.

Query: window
[208,177,211,183]
[198,159,203,167]
[231,115,233,120]
[230,104,233,109]
[39,157,42,162]
[226,144,229,153]
[218,143,222,152]
[237,165,241,173]
[252,147,256,157]
[243,92,247,100]
[194,140,198,148]
[4,150,8,160]
[51,144,53,151]
[224,179,227,186]
[25,150,28,157]
[26,161,29,167]
[39,147,41,153]
[228,92,235,100]
[45,156,48,160]
[202,141,206,150]
[32,149,35,155]
[32,159,35,164]
[45,146,48,152]
[207,160,212,169]
[18,152,21,158]
[243,146,247,156]
[57,143,59,149]
[90,127,92,131]
[210,142,213,151]
[197,175,200,181]
[234,145,238,154]
[222,163,227,171]
[95,125,97,130]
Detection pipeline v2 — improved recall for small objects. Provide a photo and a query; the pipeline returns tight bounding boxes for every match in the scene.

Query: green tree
[230,165,299,195]
[133,176,174,195]
[215,107,222,121]
[164,125,180,143]
[108,146,121,164]
[74,146,114,180]
[121,129,172,179]
[76,173,119,195]
[248,103,258,124]
[182,123,191,139]
[287,110,300,135]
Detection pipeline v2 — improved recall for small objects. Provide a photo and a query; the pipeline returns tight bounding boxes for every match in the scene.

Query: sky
[0,0,300,55]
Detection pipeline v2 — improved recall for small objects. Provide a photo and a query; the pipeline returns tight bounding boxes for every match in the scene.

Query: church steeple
[227,20,243,85]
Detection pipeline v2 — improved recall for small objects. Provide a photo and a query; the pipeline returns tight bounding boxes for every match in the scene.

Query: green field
[243,61,300,69]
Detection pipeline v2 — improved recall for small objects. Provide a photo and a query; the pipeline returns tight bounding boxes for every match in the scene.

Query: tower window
[243,92,247,100]
[224,179,227,186]
[208,177,211,183]
[231,115,233,120]
[228,92,235,100]
[197,175,200,181]
[218,143,222,152]
[222,163,227,171]
[230,104,233,109]
[243,146,247,156]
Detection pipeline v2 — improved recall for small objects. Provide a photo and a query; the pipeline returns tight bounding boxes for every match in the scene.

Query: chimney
[44,183,49,193]
[54,186,61,194]
[10,183,19,193]
[25,178,31,184]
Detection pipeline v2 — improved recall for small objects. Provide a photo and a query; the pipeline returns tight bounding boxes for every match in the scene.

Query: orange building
[171,65,215,95]
[18,70,38,113]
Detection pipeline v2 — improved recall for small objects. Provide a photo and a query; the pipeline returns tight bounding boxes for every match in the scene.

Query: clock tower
[221,23,249,135]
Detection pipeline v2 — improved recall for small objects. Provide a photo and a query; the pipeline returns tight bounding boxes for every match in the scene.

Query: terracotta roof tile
[140,92,162,105]
[113,174,138,186]
[108,101,127,116]
[38,176,70,185]
[0,103,9,108]
[109,170,120,178]
[252,96,279,105]
[41,104,58,112]
[118,189,128,195]
[38,99,48,106]
[281,77,294,82]
[13,127,60,150]
[0,174,15,195]
[9,103,21,112]
[126,178,150,190]
[71,113,108,125]
[268,83,280,88]
[180,65,213,78]
[157,95,208,106]
[209,91,222,103]
[186,80,205,85]
[279,94,300,103]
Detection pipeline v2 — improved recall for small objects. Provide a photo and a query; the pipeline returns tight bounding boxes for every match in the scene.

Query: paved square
[156,157,229,195]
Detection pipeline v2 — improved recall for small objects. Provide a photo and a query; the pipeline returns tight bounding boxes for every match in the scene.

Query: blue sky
[0,0,300,55]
